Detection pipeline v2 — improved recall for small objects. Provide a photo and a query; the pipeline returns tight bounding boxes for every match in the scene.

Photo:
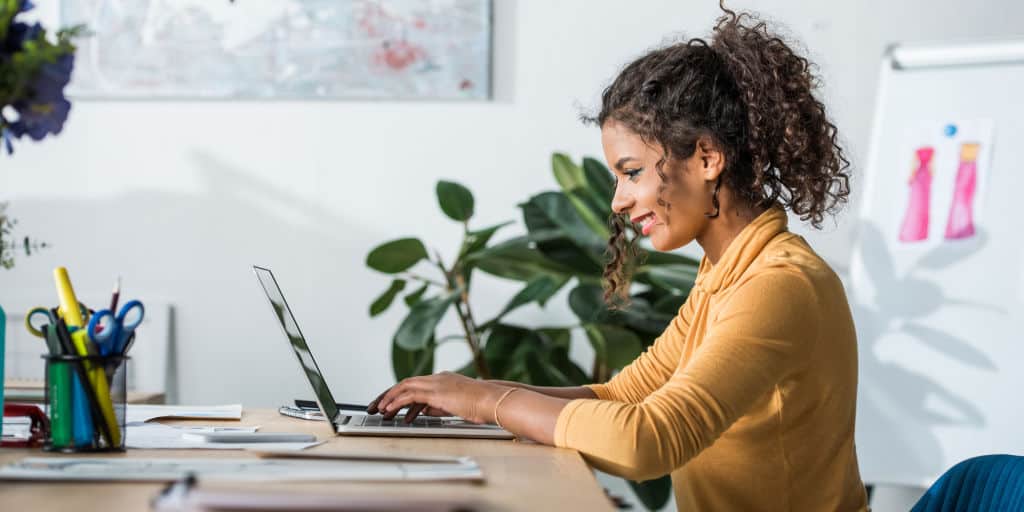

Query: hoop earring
[704,178,722,219]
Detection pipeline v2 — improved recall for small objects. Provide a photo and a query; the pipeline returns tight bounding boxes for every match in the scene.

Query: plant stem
[402,272,445,287]
[433,250,491,379]
[591,356,609,384]
[454,271,490,378]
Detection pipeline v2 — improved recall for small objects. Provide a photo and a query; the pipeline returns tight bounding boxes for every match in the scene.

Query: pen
[53,267,121,448]
[109,276,121,313]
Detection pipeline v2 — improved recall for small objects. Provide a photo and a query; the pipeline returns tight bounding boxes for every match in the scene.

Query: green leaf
[460,220,513,258]
[582,157,615,206]
[521,198,603,275]
[394,293,457,350]
[552,153,586,191]
[652,292,687,315]
[642,264,699,295]
[584,323,643,370]
[629,475,674,511]
[392,337,435,381]
[467,236,574,282]
[546,343,590,386]
[369,279,406,316]
[640,250,701,267]
[567,189,612,235]
[436,180,475,221]
[501,275,568,314]
[568,284,610,323]
[525,351,558,386]
[530,192,607,250]
[616,298,675,337]
[366,238,429,273]
[483,324,535,379]
[537,327,572,349]
[403,283,429,306]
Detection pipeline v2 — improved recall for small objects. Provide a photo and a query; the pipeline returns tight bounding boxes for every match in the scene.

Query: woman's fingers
[377,377,434,414]
[366,390,389,414]
[404,403,428,423]
[381,391,422,420]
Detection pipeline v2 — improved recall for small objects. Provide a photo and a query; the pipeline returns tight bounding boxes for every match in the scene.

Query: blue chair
[912,454,1024,511]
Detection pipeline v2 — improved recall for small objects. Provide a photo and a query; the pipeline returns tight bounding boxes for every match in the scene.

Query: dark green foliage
[366,161,698,510]
[366,238,429,273]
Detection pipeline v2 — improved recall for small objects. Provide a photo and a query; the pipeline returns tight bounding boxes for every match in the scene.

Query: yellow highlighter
[54,267,122,447]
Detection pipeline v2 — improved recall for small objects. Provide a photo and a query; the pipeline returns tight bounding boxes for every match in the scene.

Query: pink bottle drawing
[944,142,980,240]
[899,146,935,243]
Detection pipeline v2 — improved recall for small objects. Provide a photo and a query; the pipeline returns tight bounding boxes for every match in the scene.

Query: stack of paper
[126,423,320,451]
[0,455,484,482]
[126,404,243,423]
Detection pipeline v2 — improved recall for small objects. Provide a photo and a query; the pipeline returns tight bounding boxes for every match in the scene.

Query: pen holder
[42,353,129,452]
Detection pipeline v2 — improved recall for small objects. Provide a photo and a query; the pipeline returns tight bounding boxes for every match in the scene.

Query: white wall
[3,0,1023,422]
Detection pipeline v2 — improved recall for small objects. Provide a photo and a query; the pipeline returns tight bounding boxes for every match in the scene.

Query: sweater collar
[693,206,789,294]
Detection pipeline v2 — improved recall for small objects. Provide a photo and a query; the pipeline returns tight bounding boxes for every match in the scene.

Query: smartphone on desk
[283,400,409,421]
[278,405,326,421]
[294,399,378,413]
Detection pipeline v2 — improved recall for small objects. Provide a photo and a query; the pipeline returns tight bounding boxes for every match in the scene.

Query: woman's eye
[624,168,643,182]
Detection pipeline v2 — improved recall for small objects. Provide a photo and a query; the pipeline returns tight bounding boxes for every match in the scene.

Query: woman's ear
[695,136,725,181]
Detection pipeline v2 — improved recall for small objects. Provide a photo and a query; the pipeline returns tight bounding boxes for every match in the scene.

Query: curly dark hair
[589,3,851,305]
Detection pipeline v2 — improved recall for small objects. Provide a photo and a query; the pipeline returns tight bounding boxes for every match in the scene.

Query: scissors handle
[86,309,119,356]
[117,300,145,330]
[112,300,144,354]
[25,307,56,339]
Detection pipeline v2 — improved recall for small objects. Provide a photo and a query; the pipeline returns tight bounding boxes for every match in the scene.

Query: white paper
[0,457,484,482]
[1,417,32,441]
[126,404,243,424]
[125,422,318,451]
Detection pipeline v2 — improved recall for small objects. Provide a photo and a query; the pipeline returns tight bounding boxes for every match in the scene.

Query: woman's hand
[366,371,511,424]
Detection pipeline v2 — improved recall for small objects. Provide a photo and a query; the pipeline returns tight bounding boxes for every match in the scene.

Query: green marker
[43,325,72,448]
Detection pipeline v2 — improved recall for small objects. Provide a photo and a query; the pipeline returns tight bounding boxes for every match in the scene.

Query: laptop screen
[252,266,340,423]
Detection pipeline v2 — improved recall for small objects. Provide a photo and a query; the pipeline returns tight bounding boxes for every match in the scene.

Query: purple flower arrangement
[0,0,84,154]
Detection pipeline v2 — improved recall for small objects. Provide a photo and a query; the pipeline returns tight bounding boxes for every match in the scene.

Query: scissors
[86,299,144,356]
[26,302,91,336]
[25,307,67,355]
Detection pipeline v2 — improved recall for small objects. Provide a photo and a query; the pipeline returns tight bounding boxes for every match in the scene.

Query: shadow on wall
[853,220,999,484]
[9,150,378,405]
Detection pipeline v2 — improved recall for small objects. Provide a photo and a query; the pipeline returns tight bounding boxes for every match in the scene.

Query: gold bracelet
[493,387,519,430]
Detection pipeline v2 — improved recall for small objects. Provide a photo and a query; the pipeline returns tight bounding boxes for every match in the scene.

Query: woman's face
[601,119,715,252]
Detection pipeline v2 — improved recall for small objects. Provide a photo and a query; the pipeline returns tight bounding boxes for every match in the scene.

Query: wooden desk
[0,408,615,511]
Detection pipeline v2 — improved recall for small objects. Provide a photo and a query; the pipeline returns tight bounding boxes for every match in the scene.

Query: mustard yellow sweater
[555,207,868,511]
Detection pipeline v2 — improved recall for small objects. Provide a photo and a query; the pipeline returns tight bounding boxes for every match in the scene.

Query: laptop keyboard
[359,415,445,428]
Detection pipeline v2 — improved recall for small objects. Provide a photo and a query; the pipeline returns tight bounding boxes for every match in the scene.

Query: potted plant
[366,153,699,510]
[0,0,82,268]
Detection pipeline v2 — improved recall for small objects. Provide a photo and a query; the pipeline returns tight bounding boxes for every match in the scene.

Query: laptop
[253,266,514,439]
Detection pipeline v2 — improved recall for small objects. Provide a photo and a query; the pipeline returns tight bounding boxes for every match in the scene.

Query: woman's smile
[632,211,659,235]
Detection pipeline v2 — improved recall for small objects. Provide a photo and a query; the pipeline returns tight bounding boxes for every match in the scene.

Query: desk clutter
[0,453,484,483]
[15,268,145,452]
[0,270,497,508]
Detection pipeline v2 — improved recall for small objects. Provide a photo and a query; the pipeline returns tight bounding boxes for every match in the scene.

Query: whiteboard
[850,38,1024,487]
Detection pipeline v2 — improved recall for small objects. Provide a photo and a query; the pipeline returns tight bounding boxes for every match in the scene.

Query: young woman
[368,6,868,511]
